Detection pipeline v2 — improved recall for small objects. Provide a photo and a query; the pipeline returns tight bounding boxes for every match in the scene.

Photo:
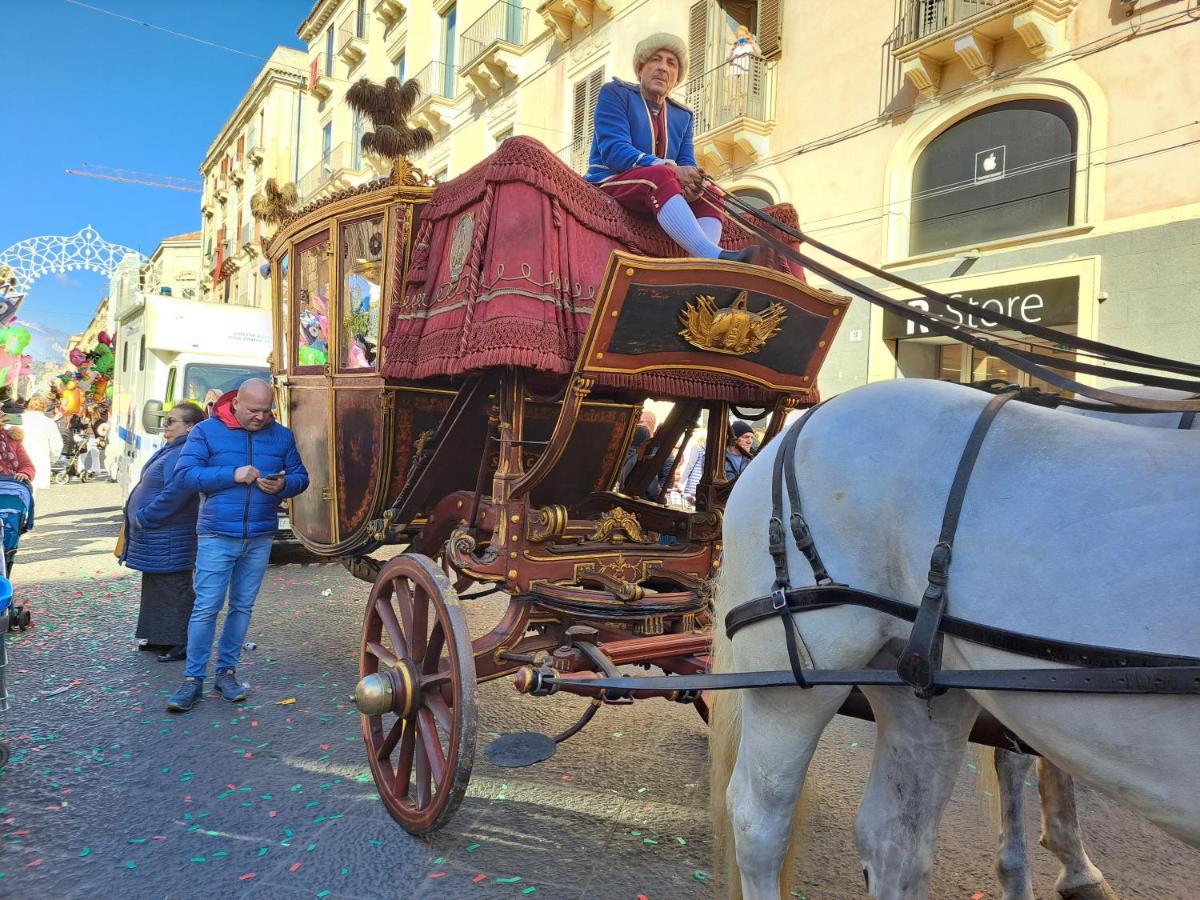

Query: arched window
[731,187,774,210]
[910,100,1077,255]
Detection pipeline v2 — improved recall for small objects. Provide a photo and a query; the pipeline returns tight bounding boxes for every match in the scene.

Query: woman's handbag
[113,519,127,560]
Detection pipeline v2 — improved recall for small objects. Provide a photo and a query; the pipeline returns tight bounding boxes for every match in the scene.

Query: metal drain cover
[484,732,557,768]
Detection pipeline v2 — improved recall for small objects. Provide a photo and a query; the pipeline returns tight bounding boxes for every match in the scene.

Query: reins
[712,183,1200,413]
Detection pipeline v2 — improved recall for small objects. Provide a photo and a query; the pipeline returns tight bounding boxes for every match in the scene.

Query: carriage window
[296,235,331,370]
[277,252,291,373]
[338,215,385,371]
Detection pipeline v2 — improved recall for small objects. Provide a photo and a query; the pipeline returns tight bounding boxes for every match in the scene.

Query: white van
[110,292,271,500]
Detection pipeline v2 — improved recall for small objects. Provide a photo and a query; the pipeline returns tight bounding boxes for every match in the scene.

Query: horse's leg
[728,684,850,900]
[855,687,978,900]
[1036,758,1119,900]
[992,749,1036,900]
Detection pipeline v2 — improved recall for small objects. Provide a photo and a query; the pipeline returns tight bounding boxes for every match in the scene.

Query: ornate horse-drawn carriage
[265,136,847,832]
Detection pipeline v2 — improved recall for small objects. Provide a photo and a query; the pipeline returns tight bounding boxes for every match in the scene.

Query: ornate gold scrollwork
[586,507,652,544]
[391,156,435,187]
[526,505,569,543]
[679,290,787,356]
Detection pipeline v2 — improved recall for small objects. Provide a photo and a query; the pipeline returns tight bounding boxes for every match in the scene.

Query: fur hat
[633,33,688,82]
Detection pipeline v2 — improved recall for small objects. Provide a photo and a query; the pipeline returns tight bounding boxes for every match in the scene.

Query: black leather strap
[768,411,826,685]
[532,664,1200,696]
[1180,411,1196,430]
[897,391,1016,696]
[725,584,1200,670]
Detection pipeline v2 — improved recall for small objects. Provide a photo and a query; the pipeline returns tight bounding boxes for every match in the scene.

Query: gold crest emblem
[679,290,787,356]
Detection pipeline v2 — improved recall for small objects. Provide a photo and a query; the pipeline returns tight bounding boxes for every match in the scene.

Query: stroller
[0,477,33,631]
[51,435,98,484]
[0,477,31,772]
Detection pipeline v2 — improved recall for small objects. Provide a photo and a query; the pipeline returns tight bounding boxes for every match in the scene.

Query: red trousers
[598,165,724,220]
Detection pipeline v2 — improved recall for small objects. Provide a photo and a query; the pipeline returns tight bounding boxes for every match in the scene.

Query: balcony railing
[240,222,254,248]
[460,0,527,69]
[557,137,589,175]
[684,56,775,139]
[412,60,456,103]
[898,0,1003,44]
[297,141,365,202]
[338,25,367,65]
[309,53,335,99]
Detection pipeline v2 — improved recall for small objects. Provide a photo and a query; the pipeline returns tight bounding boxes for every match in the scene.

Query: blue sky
[0,1,312,336]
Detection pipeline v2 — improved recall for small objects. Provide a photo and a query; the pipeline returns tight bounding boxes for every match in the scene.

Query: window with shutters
[570,68,604,173]
[687,0,782,81]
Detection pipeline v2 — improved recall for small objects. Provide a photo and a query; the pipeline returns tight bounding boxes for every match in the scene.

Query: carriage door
[329,210,390,547]
[286,229,336,548]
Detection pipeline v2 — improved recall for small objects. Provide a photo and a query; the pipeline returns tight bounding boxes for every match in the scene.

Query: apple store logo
[975,145,1006,183]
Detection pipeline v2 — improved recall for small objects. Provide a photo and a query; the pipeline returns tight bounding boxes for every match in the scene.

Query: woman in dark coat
[122,402,205,661]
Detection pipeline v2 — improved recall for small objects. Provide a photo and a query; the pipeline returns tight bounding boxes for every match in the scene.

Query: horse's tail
[976,745,1002,831]
[709,579,808,899]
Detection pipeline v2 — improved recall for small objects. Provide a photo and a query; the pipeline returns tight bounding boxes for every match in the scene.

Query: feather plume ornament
[251,178,298,225]
[345,77,435,182]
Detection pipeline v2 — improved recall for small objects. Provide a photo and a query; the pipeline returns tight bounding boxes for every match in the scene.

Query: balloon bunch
[57,330,115,413]
[0,323,33,394]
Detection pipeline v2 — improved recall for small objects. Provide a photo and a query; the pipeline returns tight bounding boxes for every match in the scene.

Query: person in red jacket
[0,418,36,484]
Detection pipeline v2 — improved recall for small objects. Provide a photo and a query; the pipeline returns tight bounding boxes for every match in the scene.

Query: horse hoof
[1059,880,1119,900]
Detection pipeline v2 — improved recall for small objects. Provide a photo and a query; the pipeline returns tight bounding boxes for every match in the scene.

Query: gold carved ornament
[679,290,787,356]
[586,507,652,544]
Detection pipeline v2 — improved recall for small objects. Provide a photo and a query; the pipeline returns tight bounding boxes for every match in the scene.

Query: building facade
[199,46,309,308]
[288,0,1199,396]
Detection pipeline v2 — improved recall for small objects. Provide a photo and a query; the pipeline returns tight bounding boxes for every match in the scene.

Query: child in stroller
[0,476,33,630]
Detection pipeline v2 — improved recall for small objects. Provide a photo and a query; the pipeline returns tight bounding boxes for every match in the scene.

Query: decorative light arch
[0,225,153,322]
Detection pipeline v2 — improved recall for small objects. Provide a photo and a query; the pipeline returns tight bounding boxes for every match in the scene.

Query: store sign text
[882,275,1079,341]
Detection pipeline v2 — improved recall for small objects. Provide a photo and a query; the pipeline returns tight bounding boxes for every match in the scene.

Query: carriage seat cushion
[380,136,804,381]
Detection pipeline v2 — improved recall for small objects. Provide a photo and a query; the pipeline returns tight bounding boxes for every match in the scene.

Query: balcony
[683,56,776,175]
[230,168,245,187]
[556,137,589,175]
[893,0,1079,98]
[240,222,256,253]
[537,0,613,46]
[459,1,527,101]
[247,144,265,166]
[409,61,456,133]
[214,184,229,203]
[374,0,406,29]
[309,53,335,100]
[337,26,367,67]
[297,141,368,204]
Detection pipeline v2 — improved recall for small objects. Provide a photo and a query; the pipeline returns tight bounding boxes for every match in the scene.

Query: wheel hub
[355,661,417,717]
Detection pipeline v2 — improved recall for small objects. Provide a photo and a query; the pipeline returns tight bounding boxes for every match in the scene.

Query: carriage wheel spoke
[376,597,408,659]
[377,717,405,761]
[365,640,397,667]
[409,590,430,661]
[418,708,447,787]
[421,669,451,689]
[422,622,445,672]
[425,692,453,734]
[394,721,416,798]
[413,738,432,809]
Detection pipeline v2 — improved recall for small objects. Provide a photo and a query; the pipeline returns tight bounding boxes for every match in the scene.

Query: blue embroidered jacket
[584,79,696,184]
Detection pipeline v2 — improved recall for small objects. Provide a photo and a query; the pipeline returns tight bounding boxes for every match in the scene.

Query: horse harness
[723,387,1200,698]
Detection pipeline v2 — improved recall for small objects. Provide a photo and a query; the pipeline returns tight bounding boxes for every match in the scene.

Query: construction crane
[66,163,202,193]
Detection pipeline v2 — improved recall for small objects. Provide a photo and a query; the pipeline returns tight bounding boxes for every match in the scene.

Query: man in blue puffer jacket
[166,379,309,712]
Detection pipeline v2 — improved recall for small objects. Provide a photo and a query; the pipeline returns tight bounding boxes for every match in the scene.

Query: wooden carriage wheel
[356,553,477,834]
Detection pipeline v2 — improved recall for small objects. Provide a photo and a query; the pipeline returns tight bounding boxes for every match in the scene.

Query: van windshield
[180,364,270,407]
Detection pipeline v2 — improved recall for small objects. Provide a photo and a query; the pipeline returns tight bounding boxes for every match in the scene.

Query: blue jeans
[185,535,273,679]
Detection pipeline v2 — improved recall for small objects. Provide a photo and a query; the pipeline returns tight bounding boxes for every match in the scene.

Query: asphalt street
[0,480,1195,898]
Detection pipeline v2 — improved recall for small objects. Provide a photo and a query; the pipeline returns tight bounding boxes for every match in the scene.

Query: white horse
[710,379,1200,899]
[977,387,1198,900]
